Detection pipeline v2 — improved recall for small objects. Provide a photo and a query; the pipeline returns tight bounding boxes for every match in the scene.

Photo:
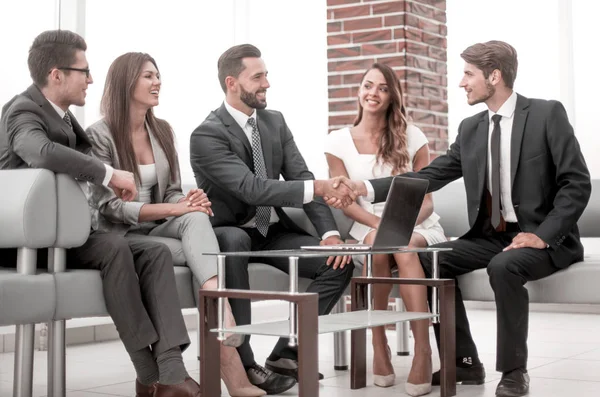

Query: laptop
[301,176,429,251]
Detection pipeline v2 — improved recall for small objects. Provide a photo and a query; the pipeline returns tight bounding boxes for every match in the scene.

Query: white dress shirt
[48,100,113,186]
[363,94,550,247]
[487,91,518,222]
[364,91,518,223]
[223,101,339,239]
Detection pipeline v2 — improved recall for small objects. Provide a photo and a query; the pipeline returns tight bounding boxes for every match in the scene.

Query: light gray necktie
[63,112,72,129]
[247,117,271,237]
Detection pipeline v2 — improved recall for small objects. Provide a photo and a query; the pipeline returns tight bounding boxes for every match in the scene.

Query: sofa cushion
[458,257,600,304]
[0,268,56,325]
[53,265,197,320]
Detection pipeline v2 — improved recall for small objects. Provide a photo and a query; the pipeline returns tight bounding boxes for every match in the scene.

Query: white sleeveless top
[324,125,442,241]
[138,163,158,204]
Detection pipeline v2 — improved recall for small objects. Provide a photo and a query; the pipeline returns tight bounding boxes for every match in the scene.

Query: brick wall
[326,0,448,157]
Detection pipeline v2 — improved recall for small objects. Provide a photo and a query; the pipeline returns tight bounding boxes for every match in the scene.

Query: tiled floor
[2,309,600,396]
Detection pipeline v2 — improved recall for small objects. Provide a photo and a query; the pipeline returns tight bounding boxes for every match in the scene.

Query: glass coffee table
[198,247,456,397]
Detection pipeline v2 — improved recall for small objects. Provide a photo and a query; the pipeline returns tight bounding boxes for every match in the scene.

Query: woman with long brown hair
[86,52,265,397]
[325,63,445,396]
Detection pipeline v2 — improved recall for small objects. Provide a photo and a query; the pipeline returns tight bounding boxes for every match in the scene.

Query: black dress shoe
[246,363,296,395]
[432,362,485,385]
[496,368,529,397]
[265,357,324,381]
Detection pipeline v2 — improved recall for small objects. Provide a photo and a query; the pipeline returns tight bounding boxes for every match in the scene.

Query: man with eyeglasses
[0,30,203,396]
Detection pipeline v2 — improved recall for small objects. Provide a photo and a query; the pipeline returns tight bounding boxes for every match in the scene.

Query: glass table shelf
[211,309,435,337]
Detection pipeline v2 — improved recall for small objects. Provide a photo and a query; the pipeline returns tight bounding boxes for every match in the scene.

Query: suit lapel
[70,111,90,149]
[474,114,489,197]
[510,94,529,189]
[148,125,168,200]
[256,113,273,179]
[27,85,76,147]
[215,103,252,157]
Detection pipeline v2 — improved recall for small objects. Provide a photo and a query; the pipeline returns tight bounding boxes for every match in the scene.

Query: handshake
[314,176,367,208]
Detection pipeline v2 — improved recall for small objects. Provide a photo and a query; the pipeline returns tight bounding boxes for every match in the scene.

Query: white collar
[488,91,517,121]
[224,100,257,130]
[47,98,67,119]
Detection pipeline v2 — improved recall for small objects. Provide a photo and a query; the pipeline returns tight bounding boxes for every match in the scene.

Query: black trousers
[1,231,190,356]
[213,222,354,367]
[418,221,558,373]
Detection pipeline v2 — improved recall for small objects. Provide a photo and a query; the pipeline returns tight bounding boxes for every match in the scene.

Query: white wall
[0,1,56,106]
[447,0,562,141]
[572,1,600,178]
[83,0,329,185]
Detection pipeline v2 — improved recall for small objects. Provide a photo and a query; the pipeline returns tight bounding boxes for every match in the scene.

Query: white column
[57,0,87,126]
[233,0,250,43]
[557,0,575,129]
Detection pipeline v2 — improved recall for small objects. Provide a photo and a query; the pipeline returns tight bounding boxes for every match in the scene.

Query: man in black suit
[0,30,201,396]
[338,41,591,396]
[190,44,356,395]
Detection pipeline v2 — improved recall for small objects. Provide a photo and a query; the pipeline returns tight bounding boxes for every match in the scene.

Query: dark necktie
[63,112,76,148]
[490,114,502,229]
[247,117,271,237]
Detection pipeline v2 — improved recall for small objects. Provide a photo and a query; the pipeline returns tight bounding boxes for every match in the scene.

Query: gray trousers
[146,212,219,287]
[69,231,190,355]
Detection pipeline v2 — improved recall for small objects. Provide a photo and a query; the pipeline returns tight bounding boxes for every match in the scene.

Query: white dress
[325,126,446,245]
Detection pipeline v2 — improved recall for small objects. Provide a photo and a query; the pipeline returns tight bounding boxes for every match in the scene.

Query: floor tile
[2,309,600,396]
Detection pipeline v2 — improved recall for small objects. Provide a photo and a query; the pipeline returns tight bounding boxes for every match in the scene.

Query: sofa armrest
[0,169,56,248]
[55,174,90,248]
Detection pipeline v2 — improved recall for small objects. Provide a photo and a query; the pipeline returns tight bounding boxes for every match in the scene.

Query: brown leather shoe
[153,377,201,397]
[136,379,155,397]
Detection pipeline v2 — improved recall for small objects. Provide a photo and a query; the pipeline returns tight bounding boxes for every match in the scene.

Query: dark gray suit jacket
[0,84,105,184]
[371,94,591,268]
[190,103,337,237]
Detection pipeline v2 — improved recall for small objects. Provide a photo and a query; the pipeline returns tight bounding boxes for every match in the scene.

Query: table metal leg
[217,254,226,341]
[431,250,439,324]
[333,299,348,370]
[366,254,373,311]
[395,298,410,356]
[288,256,299,347]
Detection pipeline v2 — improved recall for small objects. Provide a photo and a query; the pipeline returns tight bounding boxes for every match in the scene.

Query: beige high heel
[405,351,432,396]
[373,345,396,388]
[220,344,266,396]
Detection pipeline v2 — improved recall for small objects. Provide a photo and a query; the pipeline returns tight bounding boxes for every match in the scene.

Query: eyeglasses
[56,67,91,78]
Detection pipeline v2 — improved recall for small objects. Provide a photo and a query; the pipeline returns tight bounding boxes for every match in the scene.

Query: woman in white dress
[325,63,445,396]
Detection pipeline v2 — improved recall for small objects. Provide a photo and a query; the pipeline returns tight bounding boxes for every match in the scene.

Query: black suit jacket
[190,103,337,237]
[371,94,591,268]
[0,84,105,184]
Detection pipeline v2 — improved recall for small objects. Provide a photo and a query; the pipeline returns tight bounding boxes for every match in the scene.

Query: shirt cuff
[102,164,114,187]
[364,180,375,202]
[303,180,314,204]
[321,231,341,240]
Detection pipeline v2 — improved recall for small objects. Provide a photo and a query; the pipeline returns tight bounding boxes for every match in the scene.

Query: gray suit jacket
[190,103,337,237]
[0,84,106,183]
[371,94,591,268]
[86,119,185,235]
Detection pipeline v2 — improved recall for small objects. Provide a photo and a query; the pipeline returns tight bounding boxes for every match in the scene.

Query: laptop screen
[372,176,429,248]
